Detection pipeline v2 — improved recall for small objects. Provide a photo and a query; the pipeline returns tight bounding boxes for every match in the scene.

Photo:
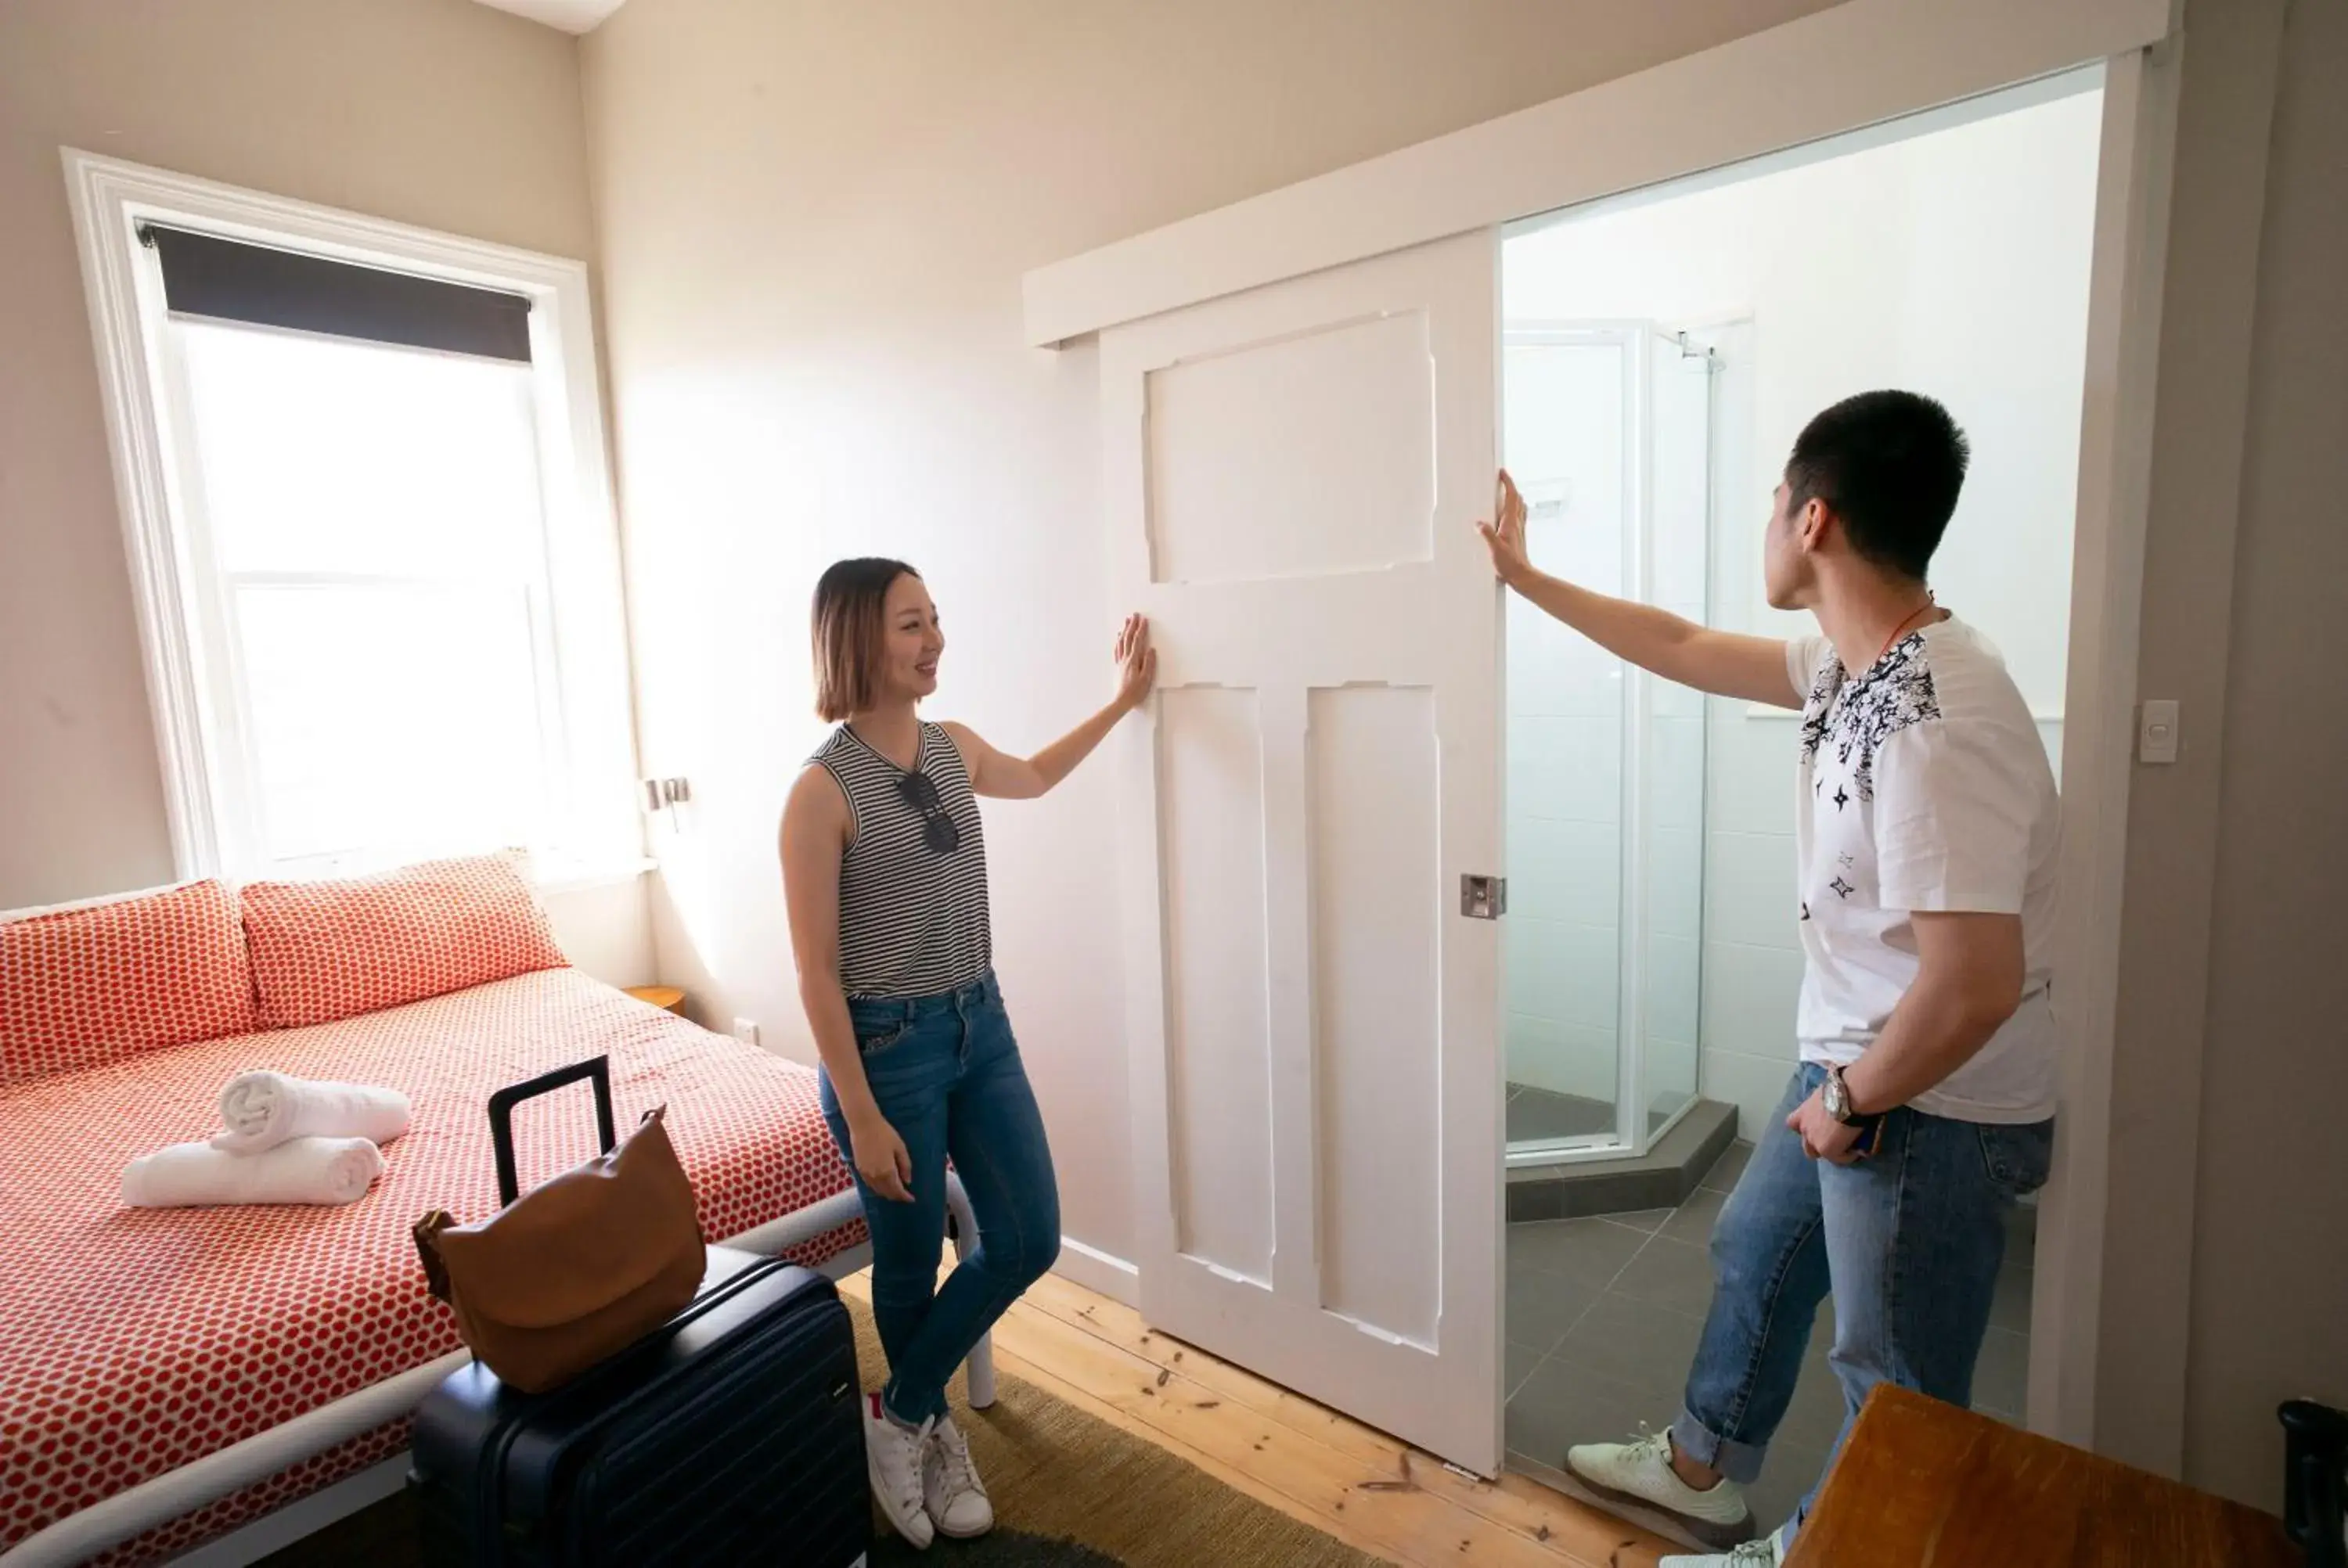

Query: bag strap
[488,1056,617,1207]
[412,1210,456,1301]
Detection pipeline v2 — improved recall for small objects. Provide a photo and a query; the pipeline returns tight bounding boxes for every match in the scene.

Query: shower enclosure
[1503,322,1715,1164]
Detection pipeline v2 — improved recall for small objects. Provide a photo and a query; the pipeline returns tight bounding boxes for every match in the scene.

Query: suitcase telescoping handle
[488,1055,618,1208]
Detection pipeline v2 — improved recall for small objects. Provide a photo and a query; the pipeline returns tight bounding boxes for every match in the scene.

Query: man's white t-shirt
[1784,616,2061,1124]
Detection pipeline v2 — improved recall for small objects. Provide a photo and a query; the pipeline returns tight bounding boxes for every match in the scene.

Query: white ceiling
[469,0,628,35]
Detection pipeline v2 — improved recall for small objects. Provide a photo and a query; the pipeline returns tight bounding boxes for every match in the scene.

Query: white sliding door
[1101,229,1503,1473]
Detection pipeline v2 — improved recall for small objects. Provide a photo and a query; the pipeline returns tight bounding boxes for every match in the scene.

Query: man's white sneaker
[1661,1534,1784,1568]
[864,1393,936,1548]
[922,1412,995,1539]
[1562,1427,1756,1551]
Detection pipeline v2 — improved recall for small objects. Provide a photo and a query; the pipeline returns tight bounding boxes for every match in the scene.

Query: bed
[0,966,986,1568]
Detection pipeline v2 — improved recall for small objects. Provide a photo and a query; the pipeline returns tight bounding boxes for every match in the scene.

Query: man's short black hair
[1784,390,1971,582]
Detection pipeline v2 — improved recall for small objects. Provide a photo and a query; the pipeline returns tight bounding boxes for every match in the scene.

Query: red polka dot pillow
[241,854,569,1029]
[0,879,259,1086]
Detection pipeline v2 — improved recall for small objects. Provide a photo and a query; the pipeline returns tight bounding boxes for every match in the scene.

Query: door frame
[1024,0,2185,1454]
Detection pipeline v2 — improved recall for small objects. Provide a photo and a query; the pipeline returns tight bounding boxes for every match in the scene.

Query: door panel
[1101,228,1501,1473]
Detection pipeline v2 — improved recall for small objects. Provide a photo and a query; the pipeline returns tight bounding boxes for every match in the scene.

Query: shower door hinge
[1460,875,1507,920]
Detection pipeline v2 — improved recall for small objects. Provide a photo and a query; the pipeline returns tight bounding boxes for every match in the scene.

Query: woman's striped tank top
[811,721,992,998]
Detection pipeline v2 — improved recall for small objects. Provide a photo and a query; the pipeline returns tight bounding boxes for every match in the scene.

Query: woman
[780,558,1154,1548]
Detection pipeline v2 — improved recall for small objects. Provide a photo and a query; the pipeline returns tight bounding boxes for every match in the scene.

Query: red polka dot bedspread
[0,969,862,1565]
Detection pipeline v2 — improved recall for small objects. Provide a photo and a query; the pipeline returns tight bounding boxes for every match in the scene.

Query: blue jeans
[1670,1063,2054,1547]
[818,973,1060,1425]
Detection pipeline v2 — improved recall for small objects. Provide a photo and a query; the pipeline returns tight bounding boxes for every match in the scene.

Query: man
[1480,391,2059,1567]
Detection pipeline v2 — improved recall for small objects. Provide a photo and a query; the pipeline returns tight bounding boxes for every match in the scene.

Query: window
[66,153,641,884]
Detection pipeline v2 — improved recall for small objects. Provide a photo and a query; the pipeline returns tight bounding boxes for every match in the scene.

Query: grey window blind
[143,225,533,364]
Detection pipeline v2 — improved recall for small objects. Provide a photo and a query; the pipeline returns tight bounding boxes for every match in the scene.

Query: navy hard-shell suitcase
[407,1058,870,1566]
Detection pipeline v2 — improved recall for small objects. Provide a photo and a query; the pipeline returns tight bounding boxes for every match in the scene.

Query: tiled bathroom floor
[1505,1082,1616,1143]
[1505,1138,2036,1535]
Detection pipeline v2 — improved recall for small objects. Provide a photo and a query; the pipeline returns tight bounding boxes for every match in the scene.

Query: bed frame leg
[942,1171,998,1411]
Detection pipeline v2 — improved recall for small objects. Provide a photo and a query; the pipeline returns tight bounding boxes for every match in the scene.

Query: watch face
[1824,1070,1847,1118]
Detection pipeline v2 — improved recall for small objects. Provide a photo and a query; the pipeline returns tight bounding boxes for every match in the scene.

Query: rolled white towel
[121,1136,386,1208]
[211,1071,410,1154]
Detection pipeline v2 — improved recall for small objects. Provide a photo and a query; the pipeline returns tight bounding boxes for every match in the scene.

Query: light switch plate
[2139,699,2180,764]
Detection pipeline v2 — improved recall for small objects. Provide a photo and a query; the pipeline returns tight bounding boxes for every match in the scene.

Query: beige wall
[0,0,597,909]
[2173,0,2347,1510]
[574,0,2339,1508]
[581,0,1836,1271]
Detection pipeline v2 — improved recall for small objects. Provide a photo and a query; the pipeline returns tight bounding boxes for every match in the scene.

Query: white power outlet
[731,1017,760,1047]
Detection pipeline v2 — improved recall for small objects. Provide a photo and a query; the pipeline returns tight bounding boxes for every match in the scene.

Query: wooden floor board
[840,1271,1669,1568]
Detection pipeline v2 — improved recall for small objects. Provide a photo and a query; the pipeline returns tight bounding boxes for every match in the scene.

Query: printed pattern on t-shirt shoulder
[1799,631,1943,802]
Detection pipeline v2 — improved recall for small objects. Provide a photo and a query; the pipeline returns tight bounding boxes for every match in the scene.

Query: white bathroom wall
[1503,84,2104,1138]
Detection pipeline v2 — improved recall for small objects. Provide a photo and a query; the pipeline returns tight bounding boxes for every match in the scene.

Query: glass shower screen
[1502,323,1715,1163]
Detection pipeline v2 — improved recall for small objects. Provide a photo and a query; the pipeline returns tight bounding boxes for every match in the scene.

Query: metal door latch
[1460,875,1507,919]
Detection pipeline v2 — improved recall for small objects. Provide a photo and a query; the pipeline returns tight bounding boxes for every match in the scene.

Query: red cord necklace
[1874,593,1938,667]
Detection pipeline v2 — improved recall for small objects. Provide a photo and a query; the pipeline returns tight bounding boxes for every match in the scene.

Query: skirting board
[1053,1235,1140,1308]
[165,1455,406,1568]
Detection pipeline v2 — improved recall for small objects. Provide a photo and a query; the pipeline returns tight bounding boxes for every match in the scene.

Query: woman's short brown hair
[812,557,919,722]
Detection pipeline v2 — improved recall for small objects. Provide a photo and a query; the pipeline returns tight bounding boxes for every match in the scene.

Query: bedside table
[624,985,686,1016]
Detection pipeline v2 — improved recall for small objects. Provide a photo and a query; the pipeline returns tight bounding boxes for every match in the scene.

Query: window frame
[63,149,644,886]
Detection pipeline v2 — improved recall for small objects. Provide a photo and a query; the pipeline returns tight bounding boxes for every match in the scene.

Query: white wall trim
[59,149,639,883]
[1021,0,2169,347]
[2049,0,2286,1478]
[1053,1235,1140,1310]
[2027,42,2183,1451]
[163,1456,405,1568]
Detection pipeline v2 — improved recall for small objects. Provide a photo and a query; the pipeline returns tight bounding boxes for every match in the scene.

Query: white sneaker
[1562,1427,1756,1551]
[1661,1534,1784,1568]
[921,1412,995,1539]
[864,1393,936,1548]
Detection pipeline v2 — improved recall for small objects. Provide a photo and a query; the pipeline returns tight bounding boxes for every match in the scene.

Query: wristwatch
[1822,1063,1868,1126]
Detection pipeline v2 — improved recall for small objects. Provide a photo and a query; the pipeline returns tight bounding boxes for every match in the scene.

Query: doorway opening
[1500,67,2104,1515]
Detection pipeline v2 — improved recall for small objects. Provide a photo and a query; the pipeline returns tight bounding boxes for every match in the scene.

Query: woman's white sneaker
[922,1412,995,1538]
[864,1394,936,1548]
[1562,1427,1756,1550]
[1661,1534,1784,1568]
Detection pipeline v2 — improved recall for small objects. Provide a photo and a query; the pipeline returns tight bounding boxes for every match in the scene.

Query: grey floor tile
[1800,1298,1837,1369]
[1660,1185,1727,1246]
[1973,1326,2030,1416]
[2002,1199,2040,1260]
[1989,1261,2035,1333]
[1608,1235,1718,1318]
[1777,1358,1852,1448]
[1506,1084,1617,1142]
[1507,1264,1597,1356]
[1596,1207,1675,1234]
[1509,1215,1652,1293]
[1504,1353,1672,1469]
[1550,1289,1705,1401]
[1701,1139,1754,1194]
[1747,1445,1830,1540]
[1506,1340,1546,1401]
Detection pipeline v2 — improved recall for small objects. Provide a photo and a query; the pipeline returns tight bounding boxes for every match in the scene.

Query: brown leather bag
[412,1057,705,1394]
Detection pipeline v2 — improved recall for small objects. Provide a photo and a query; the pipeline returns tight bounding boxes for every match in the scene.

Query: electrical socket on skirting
[732,1018,759,1046]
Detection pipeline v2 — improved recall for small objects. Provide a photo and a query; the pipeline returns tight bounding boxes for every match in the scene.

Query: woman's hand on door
[1477,469,1532,586]
[1113,613,1157,711]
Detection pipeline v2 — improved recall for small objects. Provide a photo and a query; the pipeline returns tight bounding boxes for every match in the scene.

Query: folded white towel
[211,1071,411,1154]
[121,1136,386,1208]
